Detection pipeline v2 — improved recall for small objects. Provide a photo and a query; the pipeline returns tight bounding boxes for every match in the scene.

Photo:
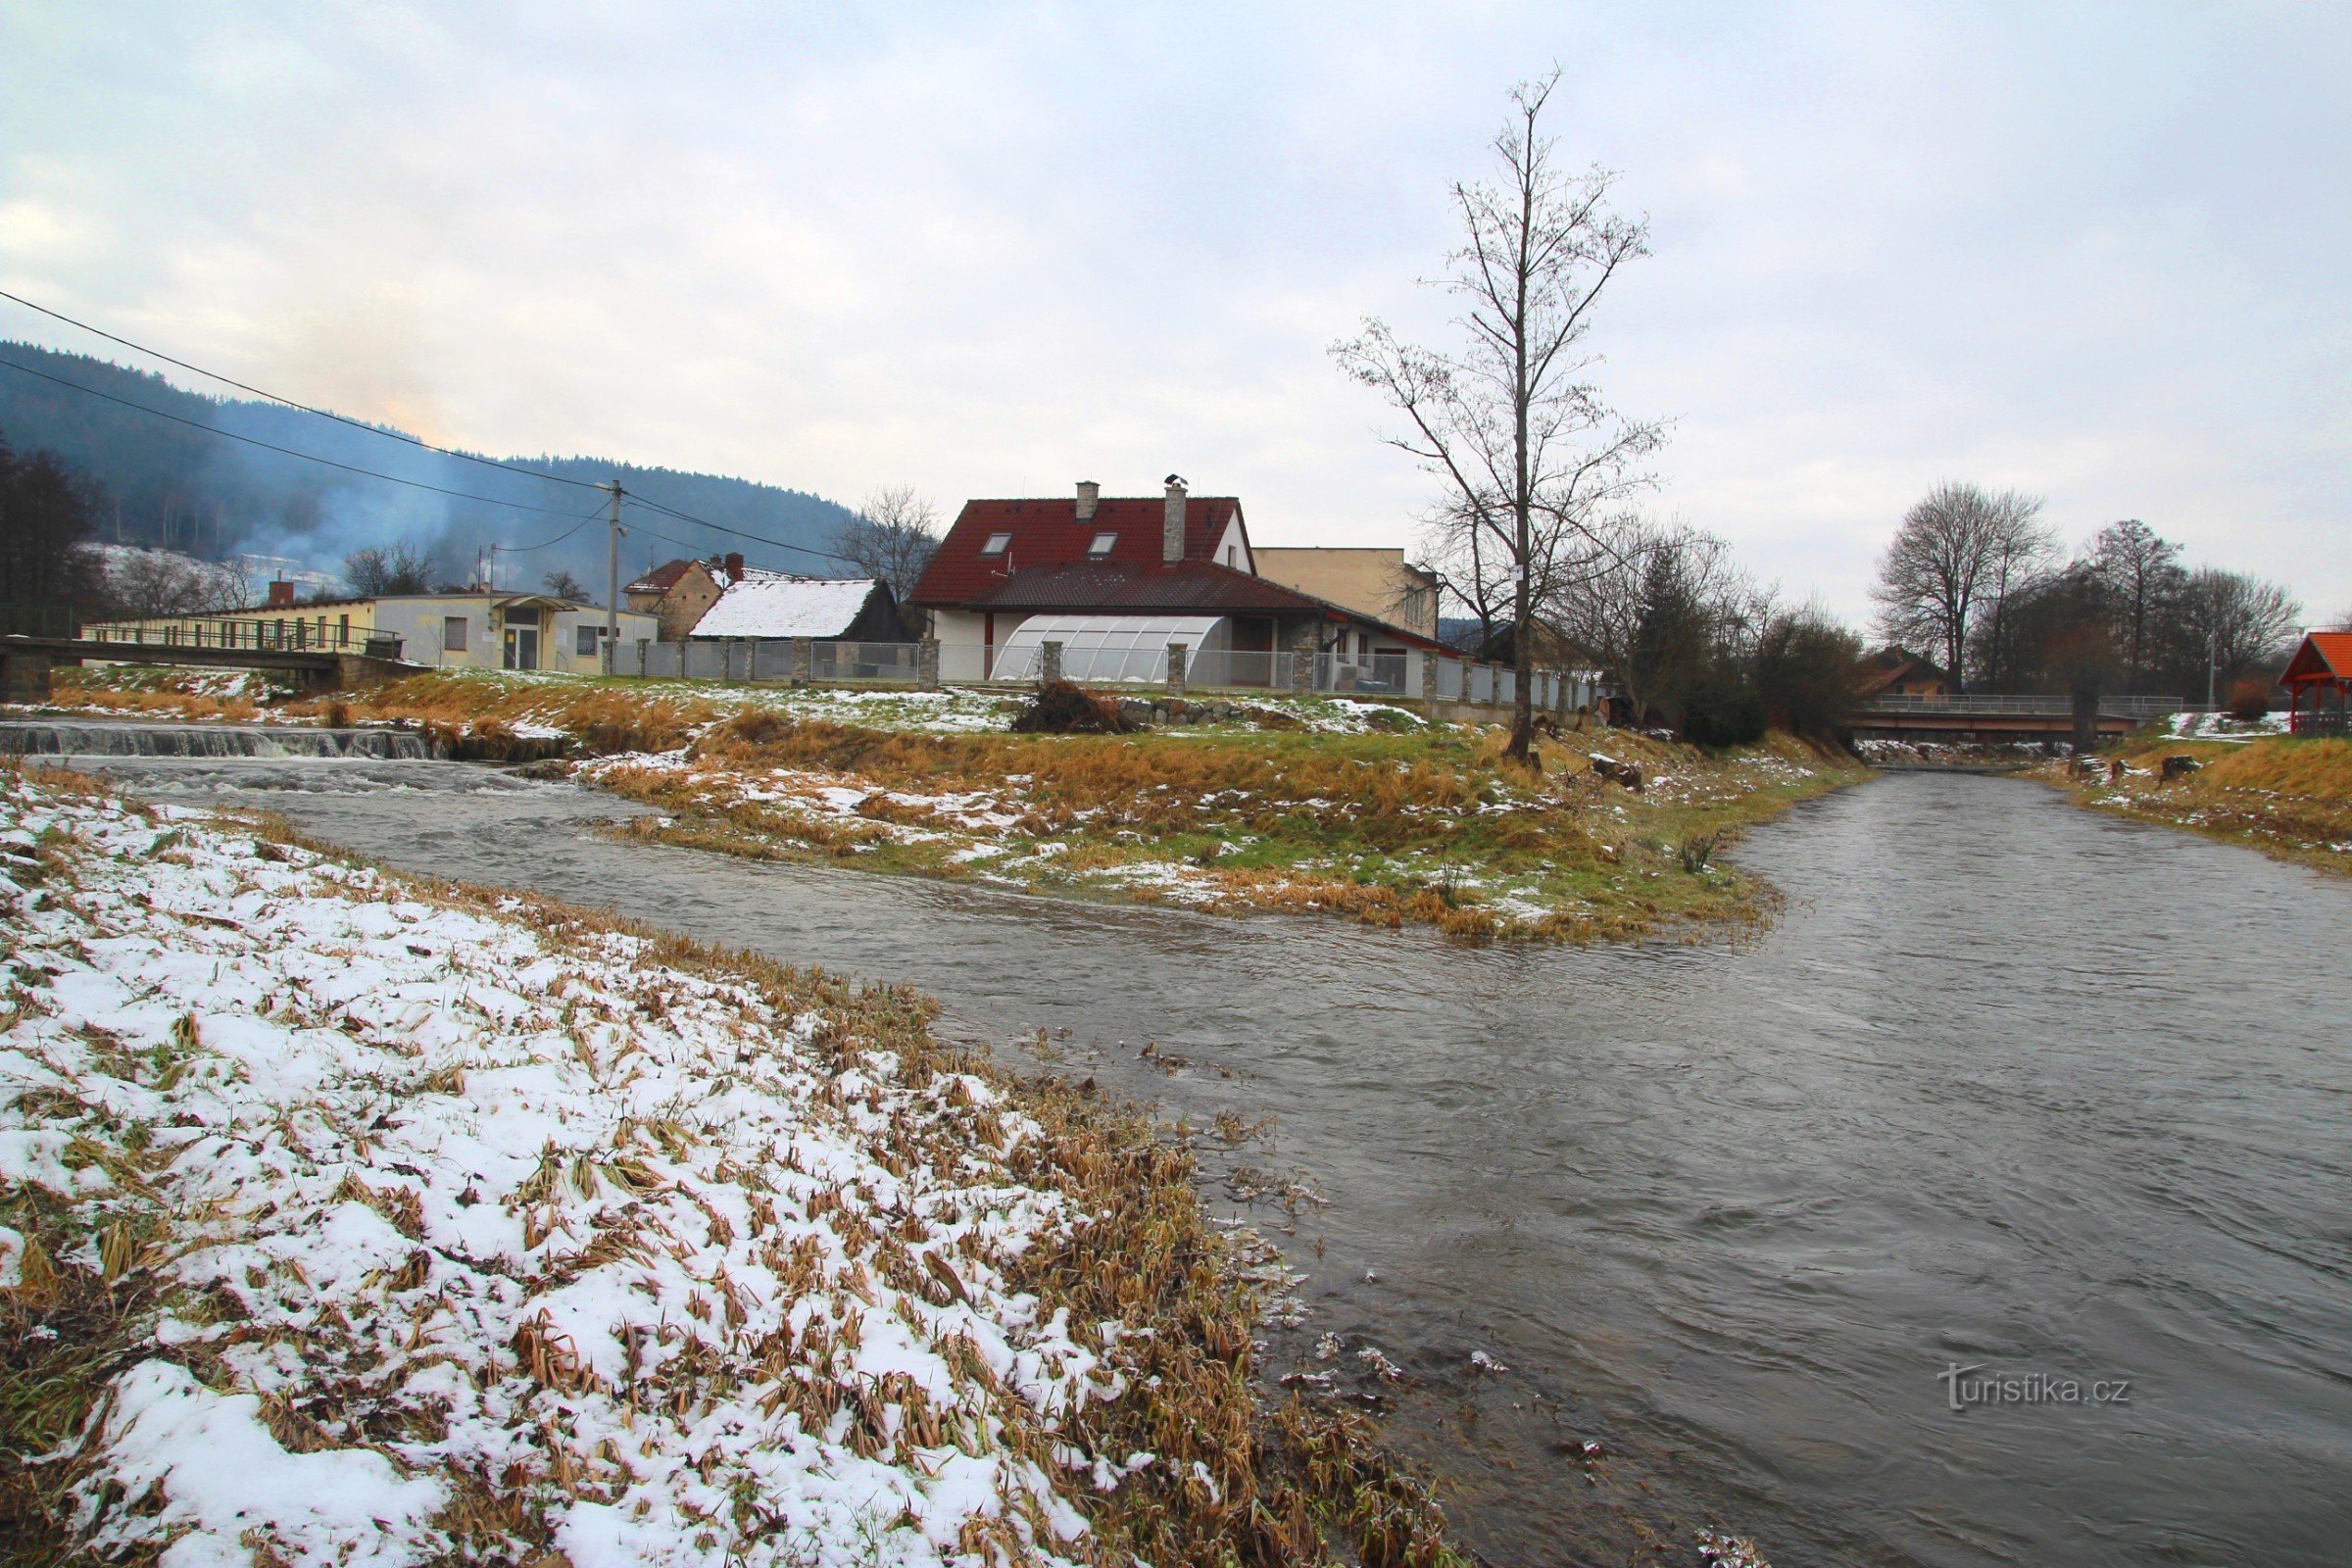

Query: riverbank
[2037,730,2352,877]
[0,770,1457,1567]
[21,665,1868,944]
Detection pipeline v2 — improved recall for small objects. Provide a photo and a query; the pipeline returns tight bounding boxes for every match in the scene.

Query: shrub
[1008,680,1139,735]
[1754,608,1865,738]
[2227,679,2271,722]
[1682,672,1767,748]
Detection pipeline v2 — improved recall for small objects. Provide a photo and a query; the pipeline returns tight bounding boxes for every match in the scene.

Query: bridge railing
[1856,694,2183,718]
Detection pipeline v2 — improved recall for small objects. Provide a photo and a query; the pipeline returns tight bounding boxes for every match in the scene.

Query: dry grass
[3,785,1464,1567]
[2044,733,2352,877]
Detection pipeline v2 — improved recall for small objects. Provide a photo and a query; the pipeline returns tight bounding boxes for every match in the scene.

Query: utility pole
[604,480,625,660]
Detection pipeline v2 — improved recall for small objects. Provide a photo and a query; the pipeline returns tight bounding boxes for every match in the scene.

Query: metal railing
[1857,694,2185,717]
[73,617,400,659]
[2290,709,2347,737]
[622,638,923,684]
[1,603,77,638]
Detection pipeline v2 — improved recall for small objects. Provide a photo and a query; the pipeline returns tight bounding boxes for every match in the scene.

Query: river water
[49,754,2352,1566]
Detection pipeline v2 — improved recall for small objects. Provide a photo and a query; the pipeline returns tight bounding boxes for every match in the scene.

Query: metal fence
[1857,693,2185,718]
[1,603,76,638]
[620,638,922,684]
[75,617,399,658]
[2290,708,2347,737]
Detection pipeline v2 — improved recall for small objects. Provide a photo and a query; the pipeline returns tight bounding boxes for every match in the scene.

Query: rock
[2161,754,2200,781]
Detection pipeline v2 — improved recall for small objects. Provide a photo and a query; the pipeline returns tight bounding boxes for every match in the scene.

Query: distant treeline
[0,341,858,590]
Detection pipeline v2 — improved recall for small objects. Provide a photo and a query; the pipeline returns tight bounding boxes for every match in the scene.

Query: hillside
[0,341,857,592]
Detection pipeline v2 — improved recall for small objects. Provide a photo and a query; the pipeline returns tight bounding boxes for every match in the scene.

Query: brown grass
[4,780,1465,1567]
[2047,733,2352,877]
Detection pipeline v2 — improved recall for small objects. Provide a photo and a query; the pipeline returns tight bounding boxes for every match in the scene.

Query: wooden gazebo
[2280,632,2352,736]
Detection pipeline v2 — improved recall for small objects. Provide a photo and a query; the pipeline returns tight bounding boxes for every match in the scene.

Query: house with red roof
[2280,631,2352,735]
[906,477,1444,689]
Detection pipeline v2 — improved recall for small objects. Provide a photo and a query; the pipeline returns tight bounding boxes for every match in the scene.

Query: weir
[0,719,433,760]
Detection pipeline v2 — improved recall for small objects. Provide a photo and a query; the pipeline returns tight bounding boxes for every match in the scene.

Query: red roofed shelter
[2280,632,2352,736]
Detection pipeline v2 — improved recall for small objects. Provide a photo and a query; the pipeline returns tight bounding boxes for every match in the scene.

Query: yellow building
[1250,547,1442,640]
[82,584,660,674]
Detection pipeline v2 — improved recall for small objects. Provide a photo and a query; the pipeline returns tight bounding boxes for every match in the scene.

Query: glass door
[503,624,540,670]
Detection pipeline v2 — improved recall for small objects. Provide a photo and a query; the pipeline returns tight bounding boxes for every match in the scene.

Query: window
[1088,532,1117,558]
[1225,545,1238,567]
[980,532,1012,556]
[337,614,350,646]
[576,624,602,658]
[443,616,468,653]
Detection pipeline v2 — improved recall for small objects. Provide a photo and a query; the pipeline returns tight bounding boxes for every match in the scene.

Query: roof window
[980,532,1012,556]
[1088,531,1117,558]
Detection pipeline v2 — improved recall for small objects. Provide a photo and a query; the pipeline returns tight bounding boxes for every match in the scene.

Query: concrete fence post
[791,638,813,687]
[1289,623,1315,694]
[918,638,940,691]
[634,639,649,677]
[1420,650,1439,706]
[1166,643,1187,698]
[1041,641,1063,687]
[743,638,758,683]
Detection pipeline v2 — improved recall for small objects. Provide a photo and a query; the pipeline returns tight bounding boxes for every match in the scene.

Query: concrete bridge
[1,635,413,704]
[1848,693,2182,745]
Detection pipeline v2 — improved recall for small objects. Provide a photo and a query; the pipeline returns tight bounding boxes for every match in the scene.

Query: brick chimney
[1075,479,1100,522]
[267,579,296,608]
[1162,475,1188,564]
[723,552,745,581]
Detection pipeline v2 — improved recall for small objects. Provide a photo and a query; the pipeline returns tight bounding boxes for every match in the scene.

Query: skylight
[1088,531,1117,557]
[981,532,1012,556]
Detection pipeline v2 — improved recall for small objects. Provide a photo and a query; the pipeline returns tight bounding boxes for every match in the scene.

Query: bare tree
[541,569,590,602]
[1548,518,1734,724]
[344,543,434,597]
[2178,567,2299,701]
[101,547,247,617]
[833,485,940,634]
[1333,69,1665,759]
[1871,482,2042,691]
[2082,518,2184,694]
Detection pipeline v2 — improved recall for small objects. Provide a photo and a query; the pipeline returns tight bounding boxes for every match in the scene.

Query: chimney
[1075,479,1100,522]
[267,579,296,608]
[723,552,745,581]
[1162,475,1188,564]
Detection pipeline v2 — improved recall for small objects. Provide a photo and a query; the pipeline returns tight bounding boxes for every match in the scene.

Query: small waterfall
[0,721,435,760]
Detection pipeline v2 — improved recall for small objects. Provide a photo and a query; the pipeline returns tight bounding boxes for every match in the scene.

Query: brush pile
[0,775,1142,1565]
[1007,681,1140,736]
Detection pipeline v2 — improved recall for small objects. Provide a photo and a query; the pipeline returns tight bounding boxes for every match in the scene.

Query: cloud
[0,0,2344,623]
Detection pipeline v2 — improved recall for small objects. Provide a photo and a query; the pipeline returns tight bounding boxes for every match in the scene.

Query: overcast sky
[2,2,2345,624]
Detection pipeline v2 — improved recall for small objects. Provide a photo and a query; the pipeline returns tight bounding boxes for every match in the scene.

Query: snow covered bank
[0,774,1436,1566]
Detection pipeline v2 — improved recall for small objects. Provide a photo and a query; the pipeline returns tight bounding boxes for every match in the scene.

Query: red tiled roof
[910,496,1245,605]
[966,561,1331,614]
[2282,631,2352,686]
[625,559,699,594]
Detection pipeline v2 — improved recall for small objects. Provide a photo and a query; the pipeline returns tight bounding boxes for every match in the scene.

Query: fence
[1856,693,2185,718]
[1,603,77,639]
[2290,708,2347,737]
[620,638,924,685]
[605,630,1592,717]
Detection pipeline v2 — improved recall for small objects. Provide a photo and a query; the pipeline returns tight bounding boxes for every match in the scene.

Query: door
[503,625,540,670]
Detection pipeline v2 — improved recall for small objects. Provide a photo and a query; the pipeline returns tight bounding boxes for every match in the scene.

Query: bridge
[1,634,413,704]
[1848,693,2182,744]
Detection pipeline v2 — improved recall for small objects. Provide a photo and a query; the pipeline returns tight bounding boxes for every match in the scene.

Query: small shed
[686,575,903,643]
[2279,631,2352,735]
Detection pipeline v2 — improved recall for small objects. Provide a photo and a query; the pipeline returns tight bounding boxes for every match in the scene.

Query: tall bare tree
[2177,567,2299,701]
[344,544,434,597]
[1333,69,1664,759]
[2082,518,2184,694]
[832,485,940,635]
[1549,518,1740,725]
[1871,482,2043,691]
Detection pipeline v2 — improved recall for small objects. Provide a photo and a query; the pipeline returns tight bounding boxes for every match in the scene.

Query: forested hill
[0,340,858,586]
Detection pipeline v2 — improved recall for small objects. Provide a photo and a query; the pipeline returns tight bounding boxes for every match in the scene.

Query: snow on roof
[689,575,880,638]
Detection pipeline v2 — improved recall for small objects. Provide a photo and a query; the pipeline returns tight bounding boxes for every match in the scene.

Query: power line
[620,494,857,569]
[0,352,591,518]
[490,505,608,555]
[0,286,607,493]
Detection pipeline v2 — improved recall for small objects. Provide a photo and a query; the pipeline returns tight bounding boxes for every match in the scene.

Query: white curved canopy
[997,614,1227,682]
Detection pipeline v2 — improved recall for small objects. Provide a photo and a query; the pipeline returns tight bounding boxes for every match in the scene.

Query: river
[47,752,2352,1566]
